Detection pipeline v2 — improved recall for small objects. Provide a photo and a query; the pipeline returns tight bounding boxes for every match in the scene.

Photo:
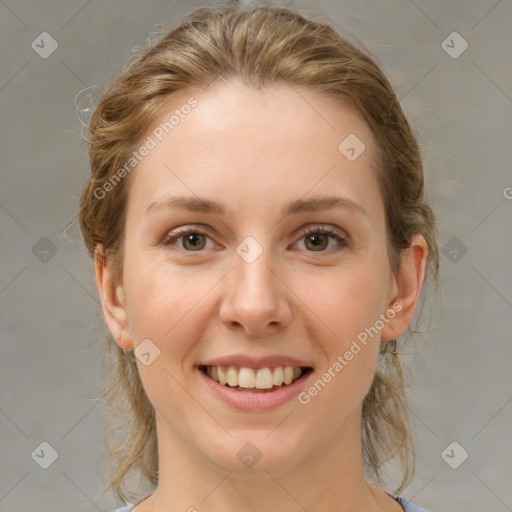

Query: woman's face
[100,82,421,476]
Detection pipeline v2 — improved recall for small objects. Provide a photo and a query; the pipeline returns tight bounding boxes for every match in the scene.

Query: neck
[134,406,393,512]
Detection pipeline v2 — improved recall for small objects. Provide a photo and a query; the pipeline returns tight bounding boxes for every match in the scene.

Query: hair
[78,3,439,505]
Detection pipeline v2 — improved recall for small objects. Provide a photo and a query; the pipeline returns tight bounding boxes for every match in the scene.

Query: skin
[96,81,427,512]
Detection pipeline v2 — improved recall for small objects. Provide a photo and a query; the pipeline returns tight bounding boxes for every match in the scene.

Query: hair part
[78,3,439,504]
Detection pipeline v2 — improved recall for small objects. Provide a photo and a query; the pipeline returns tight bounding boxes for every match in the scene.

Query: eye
[294,224,348,252]
[162,228,216,252]
[162,224,348,254]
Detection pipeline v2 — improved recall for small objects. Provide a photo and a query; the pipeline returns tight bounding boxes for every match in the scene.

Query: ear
[381,234,428,342]
[94,245,133,350]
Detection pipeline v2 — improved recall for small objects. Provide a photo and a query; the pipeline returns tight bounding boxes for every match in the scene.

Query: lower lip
[197,367,313,411]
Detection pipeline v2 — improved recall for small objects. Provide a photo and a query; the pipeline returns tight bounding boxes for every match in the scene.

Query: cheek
[122,259,214,403]
[123,255,217,350]
[301,267,386,416]
[305,259,390,344]
[301,259,389,407]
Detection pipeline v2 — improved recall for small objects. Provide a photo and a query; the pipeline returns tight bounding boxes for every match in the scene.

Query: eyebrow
[145,194,367,218]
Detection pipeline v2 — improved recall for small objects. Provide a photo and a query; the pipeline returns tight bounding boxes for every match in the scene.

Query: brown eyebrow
[145,194,367,218]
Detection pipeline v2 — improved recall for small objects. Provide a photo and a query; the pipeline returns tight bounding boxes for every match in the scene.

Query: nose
[219,246,292,337]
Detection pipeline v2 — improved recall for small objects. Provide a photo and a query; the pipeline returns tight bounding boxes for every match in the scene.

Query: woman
[78,4,438,511]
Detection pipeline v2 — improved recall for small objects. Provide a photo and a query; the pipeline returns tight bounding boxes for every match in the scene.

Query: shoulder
[109,498,427,512]
[394,495,430,512]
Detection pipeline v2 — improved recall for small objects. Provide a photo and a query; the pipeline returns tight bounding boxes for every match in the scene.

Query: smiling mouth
[199,364,313,393]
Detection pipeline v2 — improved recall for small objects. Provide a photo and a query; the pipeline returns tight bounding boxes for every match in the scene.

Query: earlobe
[94,245,133,351]
[381,234,428,342]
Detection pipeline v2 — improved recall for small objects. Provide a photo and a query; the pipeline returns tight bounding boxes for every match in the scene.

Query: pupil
[185,234,204,250]
[307,233,327,251]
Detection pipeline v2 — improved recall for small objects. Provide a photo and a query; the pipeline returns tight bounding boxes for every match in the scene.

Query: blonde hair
[78,3,439,504]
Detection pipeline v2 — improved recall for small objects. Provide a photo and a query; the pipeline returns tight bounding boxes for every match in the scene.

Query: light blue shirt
[111,495,429,511]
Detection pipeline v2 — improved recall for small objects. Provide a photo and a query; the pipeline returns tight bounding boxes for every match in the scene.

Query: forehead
[127,81,383,221]
[159,81,376,155]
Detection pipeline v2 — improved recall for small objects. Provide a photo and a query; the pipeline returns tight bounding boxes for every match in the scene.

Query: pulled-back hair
[78,3,439,504]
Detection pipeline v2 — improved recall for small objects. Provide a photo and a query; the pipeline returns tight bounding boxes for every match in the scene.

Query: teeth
[203,365,307,389]
[283,366,294,385]
[226,366,238,387]
[238,367,256,388]
[273,366,283,386]
[218,366,227,385]
[256,368,273,389]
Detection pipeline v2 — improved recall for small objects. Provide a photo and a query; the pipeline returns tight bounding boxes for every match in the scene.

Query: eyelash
[161,224,349,254]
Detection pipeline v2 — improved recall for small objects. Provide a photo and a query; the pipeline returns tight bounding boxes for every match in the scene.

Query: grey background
[1,0,511,511]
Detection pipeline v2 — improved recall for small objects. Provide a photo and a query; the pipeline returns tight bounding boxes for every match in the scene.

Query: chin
[202,430,306,477]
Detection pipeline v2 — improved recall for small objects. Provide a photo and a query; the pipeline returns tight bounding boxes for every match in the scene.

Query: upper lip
[200,355,314,369]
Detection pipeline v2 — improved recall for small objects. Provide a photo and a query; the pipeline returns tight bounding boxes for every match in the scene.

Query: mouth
[198,364,314,393]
